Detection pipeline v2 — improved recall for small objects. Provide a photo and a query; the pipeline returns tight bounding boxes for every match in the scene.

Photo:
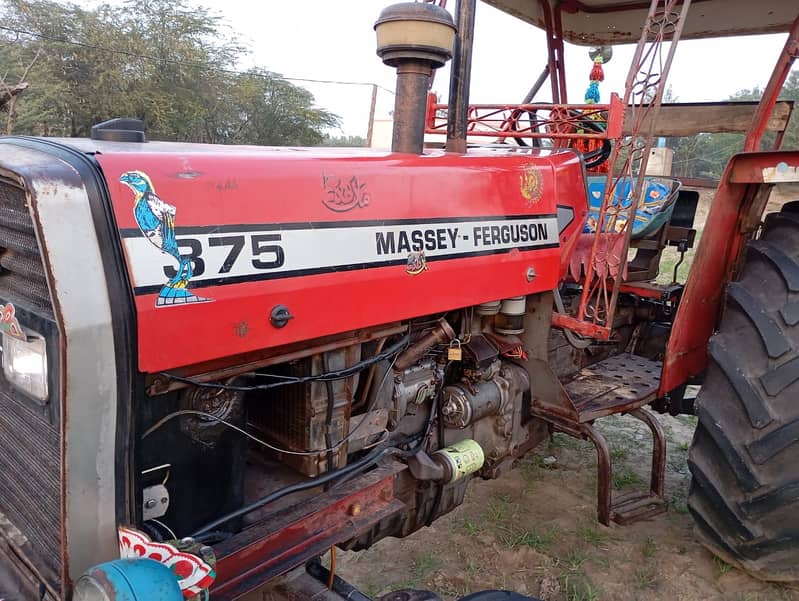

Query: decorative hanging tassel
[585,81,600,104]
[580,53,610,173]
[590,56,605,83]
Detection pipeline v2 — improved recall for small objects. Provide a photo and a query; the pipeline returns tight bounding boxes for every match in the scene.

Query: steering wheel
[567,110,612,169]
[506,105,612,169]
[506,108,541,148]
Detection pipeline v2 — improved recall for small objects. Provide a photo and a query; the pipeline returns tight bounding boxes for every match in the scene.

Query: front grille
[0,181,52,314]
[0,180,60,588]
[0,391,60,585]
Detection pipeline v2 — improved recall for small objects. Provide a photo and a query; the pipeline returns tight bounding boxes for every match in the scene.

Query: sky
[101,1,792,138]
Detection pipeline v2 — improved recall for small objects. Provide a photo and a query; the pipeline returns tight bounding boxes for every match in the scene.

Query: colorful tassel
[590,56,605,82]
[585,81,600,104]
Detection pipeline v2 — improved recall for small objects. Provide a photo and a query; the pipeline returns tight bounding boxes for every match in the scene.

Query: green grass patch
[498,525,556,552]
[642,536,657,559]
[633,564,658,590]
[610,446,629,461]
[561,573,599,601]
[549,433,585,450]
[576,523,609,547]
[612,466,643,489]
[715,556,734,576]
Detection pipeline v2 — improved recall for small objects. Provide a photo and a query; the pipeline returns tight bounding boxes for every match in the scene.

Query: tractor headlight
[2,332,48,400]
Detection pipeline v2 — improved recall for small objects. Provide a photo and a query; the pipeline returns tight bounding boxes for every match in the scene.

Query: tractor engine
[139,305,540,550]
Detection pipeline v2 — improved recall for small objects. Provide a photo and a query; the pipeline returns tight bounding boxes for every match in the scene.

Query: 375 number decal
[163,233,285,278]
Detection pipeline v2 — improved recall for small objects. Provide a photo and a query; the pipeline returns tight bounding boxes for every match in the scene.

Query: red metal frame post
[660,16,799,396]
[744,15,799,152]
[553,4,568,103]
[539,0,567,104]
[446,0,477,153]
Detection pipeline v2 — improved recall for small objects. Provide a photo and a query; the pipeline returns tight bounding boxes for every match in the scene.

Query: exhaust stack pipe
[375,3,456,154]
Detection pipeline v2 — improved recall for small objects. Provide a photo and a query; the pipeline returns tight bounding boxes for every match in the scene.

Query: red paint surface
[660,150,799,395]
[95,147,587,372]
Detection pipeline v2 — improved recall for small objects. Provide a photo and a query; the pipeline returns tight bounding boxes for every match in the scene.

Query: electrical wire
[158,335,410,393]
[148,518,178,541]
[189,362,445,538]
[328,546,336,590]
[190,442,392,536]
[0,24,396,95]
[143,339,406,457]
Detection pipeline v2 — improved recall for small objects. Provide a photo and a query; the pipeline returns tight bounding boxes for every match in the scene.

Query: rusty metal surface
[542,405,667,526]
[446,0,477,153]
[395,318,453,371]
[482,0,796,45]
[565,353,662,422]
[610,408,667,524]
[426,96,624,141]
[392,61,435,154]
[581,422,613,525]
[0,140,129,594]
[211,462,405,600]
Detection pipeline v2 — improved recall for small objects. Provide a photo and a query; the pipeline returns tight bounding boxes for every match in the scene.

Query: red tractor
[0,1,796,599]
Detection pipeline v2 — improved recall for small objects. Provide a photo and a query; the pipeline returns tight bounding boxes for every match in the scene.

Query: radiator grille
[0,391,61,584]
[0,180,60,588]
[0,182,52,314]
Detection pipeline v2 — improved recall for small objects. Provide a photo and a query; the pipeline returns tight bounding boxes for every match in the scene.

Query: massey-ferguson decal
[120,215,559,294]
[119,171,211,307]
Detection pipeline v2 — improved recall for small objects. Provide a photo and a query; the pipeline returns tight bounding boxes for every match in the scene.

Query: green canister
[434,439,485,483]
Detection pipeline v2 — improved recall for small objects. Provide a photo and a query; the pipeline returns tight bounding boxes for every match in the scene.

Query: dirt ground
[330,413,798,601]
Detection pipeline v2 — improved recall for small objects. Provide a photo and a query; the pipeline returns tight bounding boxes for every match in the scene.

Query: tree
[323,134,368,147]
[665,70,799,179]
[0,0,339,144]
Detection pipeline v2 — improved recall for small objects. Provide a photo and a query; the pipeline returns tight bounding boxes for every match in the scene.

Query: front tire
[688,204,799,581]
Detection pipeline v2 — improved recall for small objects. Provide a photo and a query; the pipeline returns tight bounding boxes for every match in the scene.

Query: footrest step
[564,353,662,422]
[612,491,667,525]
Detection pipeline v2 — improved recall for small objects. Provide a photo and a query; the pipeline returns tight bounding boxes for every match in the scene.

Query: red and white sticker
[118,527,215,598]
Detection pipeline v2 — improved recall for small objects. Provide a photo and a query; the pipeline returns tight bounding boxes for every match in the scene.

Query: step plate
[564,354,662,422]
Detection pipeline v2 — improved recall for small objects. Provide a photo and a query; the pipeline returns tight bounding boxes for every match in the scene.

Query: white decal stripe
[123,217,559,290]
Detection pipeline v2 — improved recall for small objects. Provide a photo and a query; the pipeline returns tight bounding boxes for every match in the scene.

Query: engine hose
[190,443,393,536]
[554,289,592,349]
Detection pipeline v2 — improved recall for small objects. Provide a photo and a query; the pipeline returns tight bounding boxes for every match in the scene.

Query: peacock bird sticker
[119,170,211,307]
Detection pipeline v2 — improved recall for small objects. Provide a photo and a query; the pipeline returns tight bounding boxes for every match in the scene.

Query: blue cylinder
[73,558,183,601]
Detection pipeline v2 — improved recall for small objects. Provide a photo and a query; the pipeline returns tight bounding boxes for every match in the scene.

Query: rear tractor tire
[688,204,799,581]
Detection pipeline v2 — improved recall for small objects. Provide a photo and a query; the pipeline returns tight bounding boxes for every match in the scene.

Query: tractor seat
[583,175,681,239]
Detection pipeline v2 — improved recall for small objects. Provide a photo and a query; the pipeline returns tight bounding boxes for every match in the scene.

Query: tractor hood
[48,140,587,372]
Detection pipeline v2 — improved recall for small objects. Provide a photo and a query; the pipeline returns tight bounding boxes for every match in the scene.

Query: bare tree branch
[4,48,41,134]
